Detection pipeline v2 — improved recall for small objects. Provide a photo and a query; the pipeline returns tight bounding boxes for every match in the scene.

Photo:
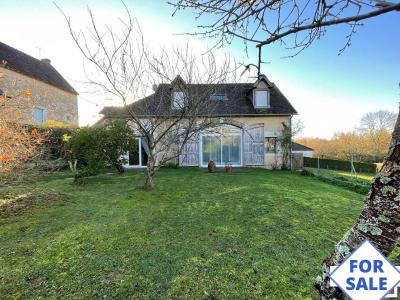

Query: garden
[0,167,366,299]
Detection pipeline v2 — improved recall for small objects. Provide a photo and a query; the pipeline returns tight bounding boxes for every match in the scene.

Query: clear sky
[1,0,399,138]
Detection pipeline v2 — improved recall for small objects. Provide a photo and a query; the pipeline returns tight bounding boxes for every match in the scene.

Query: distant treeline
[297,110,396,163]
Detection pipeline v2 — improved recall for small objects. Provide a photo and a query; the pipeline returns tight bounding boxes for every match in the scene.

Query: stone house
[0,42,78,125]
[99,75,297,169]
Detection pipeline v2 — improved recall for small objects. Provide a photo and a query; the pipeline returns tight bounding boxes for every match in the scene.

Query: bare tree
[357,110,397,161]
[292,118,305,137]
[360,110,397,134]
[169,1,400,298]
[58,5,242,189]
[170,1,400,58]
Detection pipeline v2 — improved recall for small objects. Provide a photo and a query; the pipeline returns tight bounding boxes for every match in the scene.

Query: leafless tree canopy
[58,4,244,188]
[292,118,304,137]
[170,0,400,56]
[359,110,397,133]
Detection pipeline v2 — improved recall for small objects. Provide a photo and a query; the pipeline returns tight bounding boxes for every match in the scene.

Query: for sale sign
[329,240,400,300]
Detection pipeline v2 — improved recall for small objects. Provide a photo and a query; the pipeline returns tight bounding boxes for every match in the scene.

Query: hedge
[304,157,377,173]
[315,175,371,195]
[299,169,371,195]
[26,125,76,160]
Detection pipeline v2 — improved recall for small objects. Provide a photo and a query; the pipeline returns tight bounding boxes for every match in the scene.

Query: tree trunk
[144,171,153,190]
[74,171,83,184]
[316,111,400,299]
[114,162,125,174]
[144,158,156,190]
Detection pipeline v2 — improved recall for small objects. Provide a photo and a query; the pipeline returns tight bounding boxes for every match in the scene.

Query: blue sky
[1,0,399,137]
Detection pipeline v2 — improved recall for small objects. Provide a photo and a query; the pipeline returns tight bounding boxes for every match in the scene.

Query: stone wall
[0,67,78,125]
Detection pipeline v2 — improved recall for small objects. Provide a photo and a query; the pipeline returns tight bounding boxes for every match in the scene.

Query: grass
[305,167,375,182]
[0,168,364,299]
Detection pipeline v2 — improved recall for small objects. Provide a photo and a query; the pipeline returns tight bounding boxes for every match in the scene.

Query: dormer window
[254,90,269,108]
[172,91,185,109]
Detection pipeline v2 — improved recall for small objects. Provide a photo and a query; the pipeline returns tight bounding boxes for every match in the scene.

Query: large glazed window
[222,136,241,165]
[201,126,242,166]
[202,136,221,165]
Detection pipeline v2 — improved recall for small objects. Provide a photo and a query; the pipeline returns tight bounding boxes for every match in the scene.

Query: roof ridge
[0,42,46,67]
[158,82,253,86]
[0,41,78,95]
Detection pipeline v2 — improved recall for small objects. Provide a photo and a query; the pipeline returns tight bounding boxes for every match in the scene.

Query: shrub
[299,169,315,177]
[312,174,371,195]
[101,120,136,173]
[67,126,106,177]
[28,125,76,161]
[0,121,45,173]
[66,120,136,181]
[162,162,180,169]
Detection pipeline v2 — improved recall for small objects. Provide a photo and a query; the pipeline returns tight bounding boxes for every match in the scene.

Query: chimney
[41,58,51,64]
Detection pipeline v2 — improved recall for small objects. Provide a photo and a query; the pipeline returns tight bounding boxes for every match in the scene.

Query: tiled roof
[100,80,297,118]
[292,142,314,151]
[0,42,78,95]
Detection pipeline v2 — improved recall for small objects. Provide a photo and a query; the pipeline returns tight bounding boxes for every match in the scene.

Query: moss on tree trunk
[316,112,400,299]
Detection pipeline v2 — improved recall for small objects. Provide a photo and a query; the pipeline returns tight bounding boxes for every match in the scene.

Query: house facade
[0,42,78,125]
[99,75,297,169]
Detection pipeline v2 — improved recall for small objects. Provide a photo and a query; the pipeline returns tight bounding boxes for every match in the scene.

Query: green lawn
[0,168,364,299]
[305,167,375,182]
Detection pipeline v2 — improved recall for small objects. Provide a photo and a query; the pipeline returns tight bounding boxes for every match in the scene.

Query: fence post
[350,154,357,178]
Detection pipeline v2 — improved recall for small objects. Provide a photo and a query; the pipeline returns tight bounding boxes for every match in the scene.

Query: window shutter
[244,124,264,166]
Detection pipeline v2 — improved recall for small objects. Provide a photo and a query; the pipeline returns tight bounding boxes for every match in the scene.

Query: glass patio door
[125,138,148,167]
[222,136,240,165]
[202,136,222,165]
[201,128,241,166]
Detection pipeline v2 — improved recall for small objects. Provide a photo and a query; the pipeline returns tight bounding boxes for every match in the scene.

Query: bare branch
[57,3,244,189]
[169,0,400,59]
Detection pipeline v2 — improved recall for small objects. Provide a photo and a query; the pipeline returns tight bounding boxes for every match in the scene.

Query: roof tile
[0,42,78,95]
[100,82,297,117]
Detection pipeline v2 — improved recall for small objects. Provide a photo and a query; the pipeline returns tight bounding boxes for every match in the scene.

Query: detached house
[0,42,78,125]
[99,75,297,169]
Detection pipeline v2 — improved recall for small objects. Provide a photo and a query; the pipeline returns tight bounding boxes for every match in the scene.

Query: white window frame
[32,106,46,124]
[199,127,242,168]
[253,89,270,108]
[122,137,147,168]
[172,91,185,109]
